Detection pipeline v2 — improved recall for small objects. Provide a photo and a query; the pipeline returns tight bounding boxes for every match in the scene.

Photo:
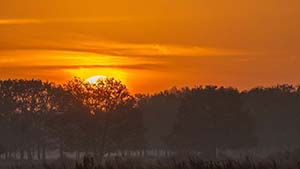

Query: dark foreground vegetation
[1,78,300,166]
[4,156,300,169]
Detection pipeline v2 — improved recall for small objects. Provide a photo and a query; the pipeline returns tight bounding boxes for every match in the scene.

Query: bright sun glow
[86,75,107,84]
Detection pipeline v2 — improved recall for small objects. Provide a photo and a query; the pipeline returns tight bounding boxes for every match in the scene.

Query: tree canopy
[1,79,300,161]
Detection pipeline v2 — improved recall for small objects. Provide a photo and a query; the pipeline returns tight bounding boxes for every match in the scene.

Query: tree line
[1,78,300,161]
[139,85,300,159]
[0,78,144,161]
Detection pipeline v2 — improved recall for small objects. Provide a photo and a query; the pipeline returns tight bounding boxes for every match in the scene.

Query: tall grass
[6,156,300,169]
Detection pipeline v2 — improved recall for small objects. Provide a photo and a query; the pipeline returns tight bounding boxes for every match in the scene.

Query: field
[2,155,300,169]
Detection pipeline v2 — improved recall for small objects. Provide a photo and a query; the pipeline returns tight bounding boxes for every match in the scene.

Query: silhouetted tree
[2,77,300,162]
[137,88,181,152]
[64,77,145,160]
[0,80,18,159]
[166,86,256,159]
[242,85,300,150]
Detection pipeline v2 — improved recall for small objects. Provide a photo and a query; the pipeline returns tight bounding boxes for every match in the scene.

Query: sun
[86,75,107,84]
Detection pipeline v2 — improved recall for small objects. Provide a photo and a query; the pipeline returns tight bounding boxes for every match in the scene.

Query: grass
[4,156,300,169]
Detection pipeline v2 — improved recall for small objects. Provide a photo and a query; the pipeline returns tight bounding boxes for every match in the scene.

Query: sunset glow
[0,0,299,93]
[86,75,107,84]
[1,0,300,164]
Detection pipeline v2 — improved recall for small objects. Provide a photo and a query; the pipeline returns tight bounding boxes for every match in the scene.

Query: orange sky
[0,0,299,93]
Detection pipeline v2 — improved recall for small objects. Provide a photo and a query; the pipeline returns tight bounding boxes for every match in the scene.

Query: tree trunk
[93,148,98,159]
[27,148,32,161]
[20,149,24,160]
[37,144,41,160]
[32,147,35,160]
[76,151,80,161]
[85,149,89,156]
[13,151,17,159]
[59,142,64,160]
[8,151,12,160]
[42,145,46,162]
[5,152,8,160]
[100,114,109,160]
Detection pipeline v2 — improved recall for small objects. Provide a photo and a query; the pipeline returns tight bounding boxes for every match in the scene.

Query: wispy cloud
[0,19,43,25]
[0,40,246,58]
[0,18,131,25]
[0,18,248,58]
[1,63,163,70]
